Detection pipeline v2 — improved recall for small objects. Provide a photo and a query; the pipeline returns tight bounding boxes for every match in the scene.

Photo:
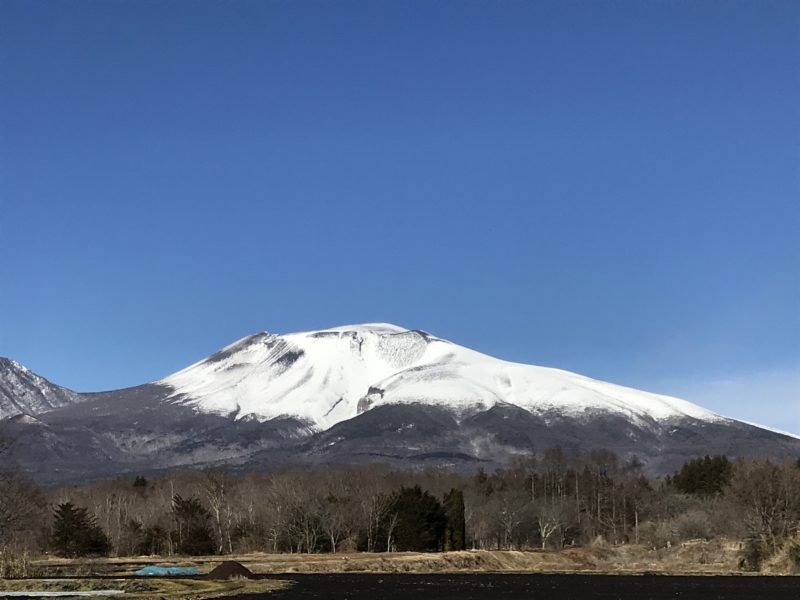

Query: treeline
[2,450,799,572]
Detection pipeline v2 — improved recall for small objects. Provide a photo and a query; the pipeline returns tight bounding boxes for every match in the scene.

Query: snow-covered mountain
[0,357,82,419]
[160,323,722,430]
[1,324,797,484]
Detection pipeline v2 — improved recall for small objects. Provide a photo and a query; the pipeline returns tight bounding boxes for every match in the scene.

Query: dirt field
[7,546,798,600]
[234,573,800,600]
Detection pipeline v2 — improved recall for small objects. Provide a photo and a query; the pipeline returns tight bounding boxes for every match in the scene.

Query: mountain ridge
[1,323,797,484]
[0,357,83,419]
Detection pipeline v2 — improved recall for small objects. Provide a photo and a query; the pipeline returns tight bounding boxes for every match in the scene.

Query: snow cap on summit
[159,323,723,430]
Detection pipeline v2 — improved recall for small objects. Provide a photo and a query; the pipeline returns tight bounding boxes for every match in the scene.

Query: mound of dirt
[206,561,254,580]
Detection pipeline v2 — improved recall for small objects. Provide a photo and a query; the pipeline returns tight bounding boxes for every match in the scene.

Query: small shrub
[59,581,80,592]
[788,540,800,568]
[738,538,767,571]
[639,521,677,549]
[0,548,38,578]
[123,580,156,593]
[587,535,607,547]
[760,534,800,574]
[675,510,711,541]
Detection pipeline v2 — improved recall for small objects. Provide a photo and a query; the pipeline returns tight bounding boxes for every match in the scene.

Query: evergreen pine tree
[443,488,466,551]
[51,502,110,557]
[172,495,216,555]
[670,455,732,496]
[389,485,446,552]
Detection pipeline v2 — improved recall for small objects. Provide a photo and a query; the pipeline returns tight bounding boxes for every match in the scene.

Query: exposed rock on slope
[0,358,82,419]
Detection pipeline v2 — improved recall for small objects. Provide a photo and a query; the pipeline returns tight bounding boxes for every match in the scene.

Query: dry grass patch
[216,546,725,575]
[27,543,755,579]
[763,534,800,575]
[233,550,603,574]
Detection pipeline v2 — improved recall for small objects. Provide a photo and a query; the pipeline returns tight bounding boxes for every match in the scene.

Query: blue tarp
[133,566,199,576]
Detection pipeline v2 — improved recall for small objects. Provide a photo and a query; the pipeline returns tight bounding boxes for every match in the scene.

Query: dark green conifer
[670,455,732,496]
[172,494,216,555]
[388,485,446,552]
[443,488,466,551]
[51,502,110,557]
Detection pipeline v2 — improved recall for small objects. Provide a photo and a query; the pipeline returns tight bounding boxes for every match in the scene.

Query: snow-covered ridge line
[736,420,800,441]
[157,322,730,431]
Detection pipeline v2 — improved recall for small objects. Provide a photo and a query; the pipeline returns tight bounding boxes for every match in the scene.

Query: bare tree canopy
[1,449,798,572]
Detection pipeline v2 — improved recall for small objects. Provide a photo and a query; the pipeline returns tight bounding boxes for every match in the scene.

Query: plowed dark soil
[207,560,255,580]
[232,573,800,599]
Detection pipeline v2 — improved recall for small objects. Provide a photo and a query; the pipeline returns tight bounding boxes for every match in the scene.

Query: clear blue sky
[1,0,798,433]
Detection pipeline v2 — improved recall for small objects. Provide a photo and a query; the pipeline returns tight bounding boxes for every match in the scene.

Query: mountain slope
[1,324,797,484]
[0,358,83,419]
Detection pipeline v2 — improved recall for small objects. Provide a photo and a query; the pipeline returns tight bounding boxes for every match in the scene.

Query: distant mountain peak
[0,357,28,371]
[0,358,83,420]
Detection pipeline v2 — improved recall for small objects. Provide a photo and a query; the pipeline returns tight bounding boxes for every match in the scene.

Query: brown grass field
[3,543,798,600]
[27,539,778,578]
